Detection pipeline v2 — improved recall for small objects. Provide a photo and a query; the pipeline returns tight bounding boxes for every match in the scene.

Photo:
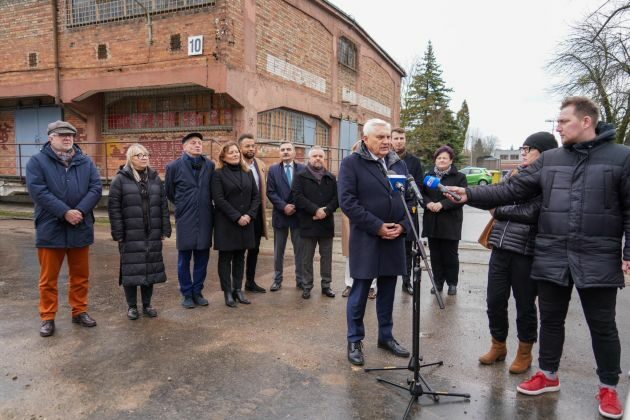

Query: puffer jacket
[487,168,540,256]
[108,165,171,287]
[468,122,630,288]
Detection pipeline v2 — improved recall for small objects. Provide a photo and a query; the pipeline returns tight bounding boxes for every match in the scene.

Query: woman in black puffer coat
[478,132,557,374]
[108,144,171,320]
[421,145,467,296]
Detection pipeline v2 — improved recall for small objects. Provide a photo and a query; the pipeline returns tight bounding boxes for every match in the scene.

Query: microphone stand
[364,183,470,420]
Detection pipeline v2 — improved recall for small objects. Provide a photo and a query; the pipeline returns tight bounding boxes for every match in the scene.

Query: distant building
[0,0,404,179]
[493,148,521,171]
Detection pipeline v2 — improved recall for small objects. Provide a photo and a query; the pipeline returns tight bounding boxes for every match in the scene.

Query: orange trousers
[37,247,90,320]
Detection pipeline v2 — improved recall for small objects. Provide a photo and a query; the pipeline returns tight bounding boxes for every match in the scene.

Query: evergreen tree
[400,41,462,165]
[454,100,470,157]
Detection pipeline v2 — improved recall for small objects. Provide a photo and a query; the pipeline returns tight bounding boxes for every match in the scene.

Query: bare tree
[465,128,498,166]
[547,0,629,144]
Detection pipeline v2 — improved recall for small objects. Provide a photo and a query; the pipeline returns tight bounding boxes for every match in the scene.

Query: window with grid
[103,87,233,133]
[338,37,357,70]
[257,109,329,147]
[66,0,216,27]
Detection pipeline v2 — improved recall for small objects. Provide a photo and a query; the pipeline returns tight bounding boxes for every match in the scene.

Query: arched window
[338,37,357,70]
[257,109,329,147]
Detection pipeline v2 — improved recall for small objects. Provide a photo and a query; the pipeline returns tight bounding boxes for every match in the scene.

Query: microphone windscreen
[423,175,440,190]
[387,172,406,190]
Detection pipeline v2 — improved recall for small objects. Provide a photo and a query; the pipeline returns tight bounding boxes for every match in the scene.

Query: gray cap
[47,120,77,136]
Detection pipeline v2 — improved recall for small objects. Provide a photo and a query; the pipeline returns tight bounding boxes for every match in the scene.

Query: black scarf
[306,163,325,183]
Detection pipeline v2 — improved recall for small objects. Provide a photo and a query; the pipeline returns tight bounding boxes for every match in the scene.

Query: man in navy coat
[165,133,215,309]
[266,142,306,291]
[338,118,411,366]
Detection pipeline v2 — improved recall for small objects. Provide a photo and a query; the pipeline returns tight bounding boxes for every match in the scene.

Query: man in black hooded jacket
[447,96,629,419]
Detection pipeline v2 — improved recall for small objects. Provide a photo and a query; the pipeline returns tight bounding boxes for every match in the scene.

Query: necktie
[377,158,387,176]
[285,164,292,185]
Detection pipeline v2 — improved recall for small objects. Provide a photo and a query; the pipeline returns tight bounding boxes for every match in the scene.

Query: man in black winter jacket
[447,96,630,419]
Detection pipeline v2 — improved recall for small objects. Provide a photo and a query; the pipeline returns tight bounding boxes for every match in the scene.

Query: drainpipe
[51,0,61,105]
[133,0,153,45]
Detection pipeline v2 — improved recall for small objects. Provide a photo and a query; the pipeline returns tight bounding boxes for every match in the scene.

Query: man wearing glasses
[26,120,102,337]
[165,133,215,309]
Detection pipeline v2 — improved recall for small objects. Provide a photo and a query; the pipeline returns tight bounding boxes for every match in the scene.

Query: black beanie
[523,132,558,153]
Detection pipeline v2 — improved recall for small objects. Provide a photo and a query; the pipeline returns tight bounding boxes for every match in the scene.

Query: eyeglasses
[518,146,532,154]
[133,153,150,159]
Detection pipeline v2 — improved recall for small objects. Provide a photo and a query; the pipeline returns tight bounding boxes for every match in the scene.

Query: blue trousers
[347,276,396,343]
[177,249,210,297]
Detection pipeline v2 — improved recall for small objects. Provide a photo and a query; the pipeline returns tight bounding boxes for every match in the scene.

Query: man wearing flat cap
[165,132,215,308]
[26,120,102,337]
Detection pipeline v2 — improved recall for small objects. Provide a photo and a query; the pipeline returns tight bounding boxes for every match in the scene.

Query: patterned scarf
[433,165,451,179]
[54,148,75,167]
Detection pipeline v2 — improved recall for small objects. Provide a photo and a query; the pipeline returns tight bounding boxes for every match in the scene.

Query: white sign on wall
[188,35,203,56]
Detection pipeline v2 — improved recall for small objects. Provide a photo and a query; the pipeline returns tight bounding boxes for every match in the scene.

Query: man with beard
[267,142,306,291]
[239,134,268,293]
[446,96,630,419]
[391,127,424,295]
[291,146,338,299]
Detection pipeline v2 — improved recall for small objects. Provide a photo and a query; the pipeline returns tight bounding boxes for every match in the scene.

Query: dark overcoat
[212,165,261,251]
[164,154,214,251]
[26,142,102,248]
[468,123,630,289]
[338,143,411,279]
[266,161,306,229]
[292,168,338,238]
[421,165,467,240]
[108,166,172,286]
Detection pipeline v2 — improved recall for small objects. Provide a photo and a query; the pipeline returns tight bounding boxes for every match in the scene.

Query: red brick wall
[0,0,55,85]
[255,0,333,99]
[359,56,395,119]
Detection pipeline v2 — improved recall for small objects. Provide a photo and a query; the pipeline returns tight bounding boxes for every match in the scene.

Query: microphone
[423,175,462,202]
[405,174,424,205]
[386,170,406,192]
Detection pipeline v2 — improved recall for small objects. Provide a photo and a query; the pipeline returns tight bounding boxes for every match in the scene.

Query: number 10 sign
[188,35,203,56]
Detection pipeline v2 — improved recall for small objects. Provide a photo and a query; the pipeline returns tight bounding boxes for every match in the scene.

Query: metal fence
[0,140,352,185]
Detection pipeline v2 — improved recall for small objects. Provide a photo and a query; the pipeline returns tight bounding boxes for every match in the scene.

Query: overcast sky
[330,0,602,149]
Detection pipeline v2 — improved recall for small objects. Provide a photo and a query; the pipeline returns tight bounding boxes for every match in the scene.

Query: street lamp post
[545,119,556,133]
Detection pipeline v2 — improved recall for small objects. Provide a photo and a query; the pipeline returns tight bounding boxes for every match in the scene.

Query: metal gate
[15,107,62,176]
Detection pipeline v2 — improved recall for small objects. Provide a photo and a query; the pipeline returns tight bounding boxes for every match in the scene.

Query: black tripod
[364,183,470,419]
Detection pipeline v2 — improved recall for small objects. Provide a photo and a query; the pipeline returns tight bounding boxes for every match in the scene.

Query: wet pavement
[1,215,629,420]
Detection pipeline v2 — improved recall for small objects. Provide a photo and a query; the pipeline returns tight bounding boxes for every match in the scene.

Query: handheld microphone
[386,170,406,192]
[423,175,462,202]
[405,174,424,205]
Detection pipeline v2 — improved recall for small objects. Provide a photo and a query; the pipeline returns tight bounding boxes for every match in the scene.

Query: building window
[510,154,519,160]
[338,37,357,70]
[66,0,216,27]
[97,44,108,60]
[500,154,508,160]
[28,52,38,68]
[257,109,329,147]
[170,34,181,51]
[103,87,234,133]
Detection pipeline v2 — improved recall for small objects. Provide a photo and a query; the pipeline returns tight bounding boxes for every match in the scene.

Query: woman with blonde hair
[212,142,261,307]
[108,143,171,320]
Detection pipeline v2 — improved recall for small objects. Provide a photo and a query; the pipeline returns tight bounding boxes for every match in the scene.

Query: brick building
[0,0,404,179]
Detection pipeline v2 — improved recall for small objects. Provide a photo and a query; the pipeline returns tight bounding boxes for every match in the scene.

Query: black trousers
[218,250,246,292]
[246,210,263,283]
[427,238,459,288]
[403,240,413,282]
[123,284,153,307]
[486,249,537,343]
[538,279,621,386]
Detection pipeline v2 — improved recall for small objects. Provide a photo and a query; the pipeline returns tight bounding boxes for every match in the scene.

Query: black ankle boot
[224,291,236,307]
[233,289,251,304]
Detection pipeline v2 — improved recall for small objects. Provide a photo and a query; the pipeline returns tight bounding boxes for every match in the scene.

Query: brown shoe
[368,288,377,300]
[478,337,507,365]
[509,341,534,374]
[71,312,97,327]
[39,320,55,337]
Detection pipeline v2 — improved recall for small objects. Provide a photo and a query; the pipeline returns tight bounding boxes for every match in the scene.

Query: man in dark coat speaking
[338,118,411,366]
[165,133,215,309]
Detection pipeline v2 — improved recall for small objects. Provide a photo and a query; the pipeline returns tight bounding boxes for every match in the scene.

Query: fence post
[18,145,23,183]
[104,142,109,184]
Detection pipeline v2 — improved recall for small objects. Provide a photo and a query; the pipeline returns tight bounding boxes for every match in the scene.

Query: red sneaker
[516,371,560,395]
[597,387,623,419]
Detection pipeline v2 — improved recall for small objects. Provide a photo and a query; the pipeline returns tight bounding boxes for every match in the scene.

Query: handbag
[478,217,495,249]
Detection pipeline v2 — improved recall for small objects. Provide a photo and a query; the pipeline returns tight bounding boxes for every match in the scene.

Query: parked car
[459,167,493,185]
